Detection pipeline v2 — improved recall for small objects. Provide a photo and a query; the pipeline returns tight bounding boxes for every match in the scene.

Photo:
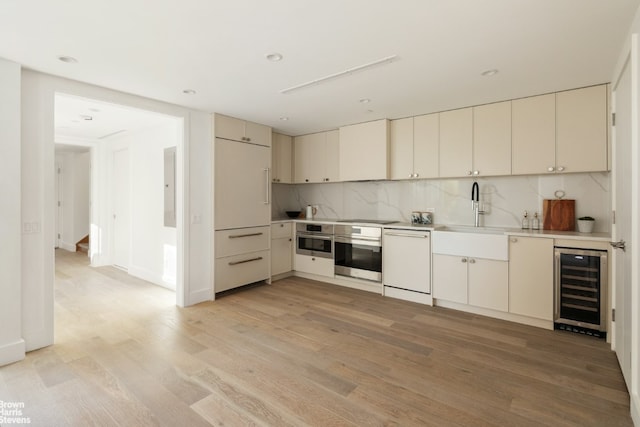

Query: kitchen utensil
[543,190,575,231]
[285,210,301,218]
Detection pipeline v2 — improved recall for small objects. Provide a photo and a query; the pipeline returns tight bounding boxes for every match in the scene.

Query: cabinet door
[214,114,245,142]
[473,101,511,176]
[294,133,324,183]
[512,94,556,175]
[556,85,608,173]
[383,231,431,293]
[271,237,293,276]
[439,108,472,177]
[413,113,439,179]
[509,236,553,320]
[245,121,272,147]
[324,130,340,182]
[389,118,414,180]
[432,254,467,304]
[215,139,271,230]
[272,133,292,183]
[339,119,389,181]
[468,258,508,312]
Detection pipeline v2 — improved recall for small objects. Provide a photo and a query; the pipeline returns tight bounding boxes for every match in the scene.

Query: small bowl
[285,210,301,218]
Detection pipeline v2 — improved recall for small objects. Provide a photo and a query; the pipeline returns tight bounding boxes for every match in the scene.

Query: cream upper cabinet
[293,130,339,183]
[509,236,554,320]
[439,108,473,178]
[472,101,511,176]
[272,132,292,183]
[390,114,438,180]
[556,85,608,173]
[413,113,439,178]
[389,118,414,180]
[512,94,556,175]
[339,119,389,181]
[215,114,271,147]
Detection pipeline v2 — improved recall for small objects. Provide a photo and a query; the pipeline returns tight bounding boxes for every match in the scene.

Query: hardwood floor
[0,250,632,426]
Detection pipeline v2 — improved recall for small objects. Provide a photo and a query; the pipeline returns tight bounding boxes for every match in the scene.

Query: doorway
[54,93,183,297]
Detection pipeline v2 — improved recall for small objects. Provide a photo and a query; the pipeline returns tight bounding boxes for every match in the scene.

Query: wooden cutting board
[543,199,575,231]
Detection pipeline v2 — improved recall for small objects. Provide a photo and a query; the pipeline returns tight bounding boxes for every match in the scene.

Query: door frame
[111,147,131,270]
[611,32,640,424]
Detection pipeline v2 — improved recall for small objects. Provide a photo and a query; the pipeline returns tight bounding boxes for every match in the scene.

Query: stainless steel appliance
[334,225,383,282]
[296,223,334,259]
[554,246,607,336]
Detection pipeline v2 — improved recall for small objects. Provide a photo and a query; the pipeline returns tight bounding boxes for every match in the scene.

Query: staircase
[76,235,89,254]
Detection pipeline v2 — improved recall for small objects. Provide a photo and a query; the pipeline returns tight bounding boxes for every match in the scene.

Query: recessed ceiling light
[359,98,371,104]
[481,69,499,77]
[366,109,374,114]
[88,108,100,113]
[279,116,289,121]
[79,114,93,121]
[58,56,78,64]
[182,89,196,95]
[266,53,283,62]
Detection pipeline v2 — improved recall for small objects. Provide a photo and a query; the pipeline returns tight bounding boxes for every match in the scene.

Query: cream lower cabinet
[294,254,334,278]
[214,226,270,292]
[271,222,293,276]
[508,236,554,320]
[433,254,508,312]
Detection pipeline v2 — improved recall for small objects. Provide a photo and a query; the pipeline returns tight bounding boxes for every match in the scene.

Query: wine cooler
[554,247,607,336]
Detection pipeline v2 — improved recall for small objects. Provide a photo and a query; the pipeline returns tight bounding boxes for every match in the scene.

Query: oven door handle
[335,236,381,247]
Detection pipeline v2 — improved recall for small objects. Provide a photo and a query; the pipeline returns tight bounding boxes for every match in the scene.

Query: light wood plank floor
[0,250,632,426]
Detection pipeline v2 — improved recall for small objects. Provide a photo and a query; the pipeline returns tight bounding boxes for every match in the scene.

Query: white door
[113,148,130,269]
[612,53,632,386]
[55,160,62,248]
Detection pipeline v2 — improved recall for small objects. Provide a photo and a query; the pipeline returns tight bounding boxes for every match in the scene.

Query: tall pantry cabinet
[213,114,272,293]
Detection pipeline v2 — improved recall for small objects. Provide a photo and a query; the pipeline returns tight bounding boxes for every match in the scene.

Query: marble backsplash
[272,172,611,232]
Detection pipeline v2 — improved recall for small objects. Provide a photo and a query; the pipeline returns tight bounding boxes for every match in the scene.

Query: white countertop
[272,218,611,242]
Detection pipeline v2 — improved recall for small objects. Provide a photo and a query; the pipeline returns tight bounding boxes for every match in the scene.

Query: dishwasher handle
[384,232,430,238]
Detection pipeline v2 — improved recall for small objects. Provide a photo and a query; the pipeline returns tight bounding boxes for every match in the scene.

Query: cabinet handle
[414,173,419,178]
[461,258,468,263]
[305,179,309,182]
[228,256,263,266]
[467,171,473,176]
[473,170,479,176]
[247,137,252,142]
[510,237,518,243]
[384,232,429,238]
[229,232,263,239]
[469,258,476,264]
[557,166,565,172]
[325,178,330,182]
[264,168,270,204]
[547,166,555,172]
[311,257,316,261]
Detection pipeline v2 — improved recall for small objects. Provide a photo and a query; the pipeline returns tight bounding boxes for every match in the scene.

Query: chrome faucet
[471,181,485,227]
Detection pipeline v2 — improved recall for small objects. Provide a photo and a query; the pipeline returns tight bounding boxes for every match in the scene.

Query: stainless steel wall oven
[334,225,383,282]
[296,223,334,259]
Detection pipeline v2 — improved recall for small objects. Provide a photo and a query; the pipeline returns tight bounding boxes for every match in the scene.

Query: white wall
[274,172,611,232]
[55,151,90,251]
[107,122,179,289]
[0,58,25,365]
[18,69,212,355]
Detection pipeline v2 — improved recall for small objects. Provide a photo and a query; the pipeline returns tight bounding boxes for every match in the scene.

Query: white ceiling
[2,0,638,136]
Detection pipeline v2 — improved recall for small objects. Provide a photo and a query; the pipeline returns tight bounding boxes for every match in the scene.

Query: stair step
[77,243,89,253]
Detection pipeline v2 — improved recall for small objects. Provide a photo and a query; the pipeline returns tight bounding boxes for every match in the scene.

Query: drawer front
[294,254,334,278]
[271,222,292,239]
[215,250,270,292]
[216,226,270,258]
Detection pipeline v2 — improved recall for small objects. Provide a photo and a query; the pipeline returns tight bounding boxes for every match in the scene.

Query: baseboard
[0,339,25,367]
[128,265,176,291]
[383,286,433,305]
[59,241,76,252]
[632,393,639,426]
[434,299,554,330]
[293,271,382,293]
[187,287,214,306]
[271,271,294,282]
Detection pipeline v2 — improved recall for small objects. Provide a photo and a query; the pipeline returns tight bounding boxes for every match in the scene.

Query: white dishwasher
[382,228,432,305]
